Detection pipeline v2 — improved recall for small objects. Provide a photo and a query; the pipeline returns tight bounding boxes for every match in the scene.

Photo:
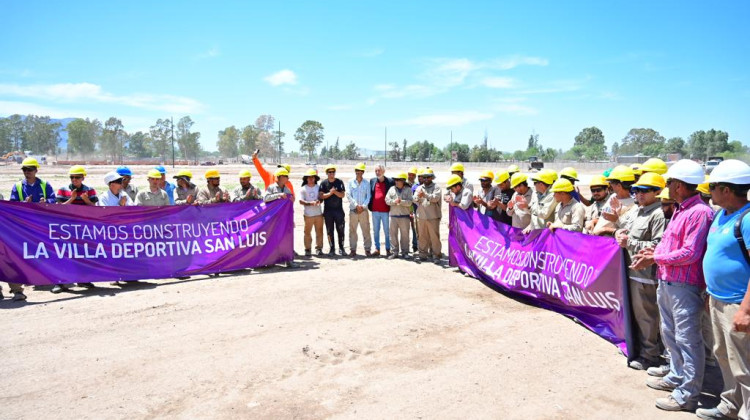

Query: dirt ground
[0,162,720,419]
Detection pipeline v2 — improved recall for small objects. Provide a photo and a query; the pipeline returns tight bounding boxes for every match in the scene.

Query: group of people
[1,153,748,417]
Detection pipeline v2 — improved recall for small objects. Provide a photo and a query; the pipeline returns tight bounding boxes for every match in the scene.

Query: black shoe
[316,249,324,257]
[304,249,312,257]
[78,282,96,289]
[339,249,346,256]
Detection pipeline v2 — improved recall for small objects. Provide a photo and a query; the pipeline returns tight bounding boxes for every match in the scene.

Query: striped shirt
[56,184,98,205]
[653,193,714,287]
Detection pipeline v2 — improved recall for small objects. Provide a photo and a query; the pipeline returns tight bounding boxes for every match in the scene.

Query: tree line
[1,113,745,163]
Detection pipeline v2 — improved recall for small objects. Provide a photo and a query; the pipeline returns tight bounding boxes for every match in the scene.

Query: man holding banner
[521,169,557,234]
[633,160,714,411]
[505,173,532,229]
[196,169,230,204]
[136,169,171,206]
[97,171,134,207]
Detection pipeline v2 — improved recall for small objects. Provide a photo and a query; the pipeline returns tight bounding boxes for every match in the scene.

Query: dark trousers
[324,211,345,251]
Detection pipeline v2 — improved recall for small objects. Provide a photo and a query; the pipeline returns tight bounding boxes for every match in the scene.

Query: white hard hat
[708,159,750,185]
[104,171,123,184]
[665,159,704,185]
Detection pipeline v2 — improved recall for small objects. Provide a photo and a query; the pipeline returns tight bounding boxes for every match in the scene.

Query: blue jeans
[371,211,390,251]
[658,281,705,405]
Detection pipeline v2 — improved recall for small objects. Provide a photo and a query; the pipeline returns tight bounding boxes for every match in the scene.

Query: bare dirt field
[0,162,719,419]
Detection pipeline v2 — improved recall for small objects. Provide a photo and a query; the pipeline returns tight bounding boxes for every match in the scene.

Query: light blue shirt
[704,202,750,303]
[347,178,371,211]
[165,181,176,205]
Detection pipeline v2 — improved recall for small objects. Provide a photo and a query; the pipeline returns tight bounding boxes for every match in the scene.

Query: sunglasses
[70,175,83,180]
[111,179,123,185]
[22,167,37,172]
[708,183,728,191]
[632,188,658,194]
[590,187,606,193]
[326,171,336,174]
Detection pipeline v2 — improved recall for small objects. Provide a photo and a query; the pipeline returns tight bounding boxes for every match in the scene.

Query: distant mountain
[50,118,76,151]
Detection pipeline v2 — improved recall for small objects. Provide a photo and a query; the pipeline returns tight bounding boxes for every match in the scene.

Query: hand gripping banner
[0,200,293,284]
[449,207,633,356]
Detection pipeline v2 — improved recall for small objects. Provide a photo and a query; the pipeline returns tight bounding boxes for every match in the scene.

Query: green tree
[0,118,11,153]
[295,120,324,160]
[342,141,358,159]
[25,115,62,155]
[444,142,470,162]
[688,129,729,160]
[272,129,285,158]
[619,128,665,157]
[176,116,201,163]
[255,115,276,153]
[128,131,152,158]
[217,126,240,158]
[99,117,125,162]
[388,141,401,161]
[527,134,539,150]
[5,114,26,150]
[65,118,100,157]
[149,118,173,161]
[611,141,620,158]
[239,125,258,155]
[571,126,606,160]
[402,138,407,161]
[664,137,687,157]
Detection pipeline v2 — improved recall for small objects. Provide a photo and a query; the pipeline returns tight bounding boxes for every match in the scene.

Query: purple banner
[0,199,293,285]
[449,207,631,355]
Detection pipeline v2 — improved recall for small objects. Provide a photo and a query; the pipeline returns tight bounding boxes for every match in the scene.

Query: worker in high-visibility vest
[4,158,57,301]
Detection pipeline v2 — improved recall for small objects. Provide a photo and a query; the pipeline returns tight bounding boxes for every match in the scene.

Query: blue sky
[1,1,748,153]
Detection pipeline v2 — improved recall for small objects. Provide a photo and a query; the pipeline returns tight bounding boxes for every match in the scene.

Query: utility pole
[384,126,387,168]
[171,116,175,168]
[450,130,453,165]
[277,121,281,164]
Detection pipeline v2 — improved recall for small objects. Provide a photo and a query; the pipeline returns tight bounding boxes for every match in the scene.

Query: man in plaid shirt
[632,159,714,411]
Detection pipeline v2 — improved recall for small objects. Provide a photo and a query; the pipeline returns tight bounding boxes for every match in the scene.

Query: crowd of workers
[0,151,748,417]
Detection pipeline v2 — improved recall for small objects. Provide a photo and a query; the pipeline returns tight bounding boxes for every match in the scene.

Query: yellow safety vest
[16,180,47,202]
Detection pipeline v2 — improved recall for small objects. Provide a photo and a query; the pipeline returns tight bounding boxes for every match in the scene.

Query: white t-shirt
[302,184,323,217]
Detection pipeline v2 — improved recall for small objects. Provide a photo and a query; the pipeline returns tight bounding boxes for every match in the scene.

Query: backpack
[734,208,750,266]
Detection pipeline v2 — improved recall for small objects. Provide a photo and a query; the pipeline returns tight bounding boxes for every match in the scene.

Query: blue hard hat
[154,165,166,174]
[116,166,133,176]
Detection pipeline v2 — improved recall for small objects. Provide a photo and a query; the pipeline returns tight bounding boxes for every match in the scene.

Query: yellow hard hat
[641,158,668,175]
[589,175,609,187]
[422,167,435,177]
[507,164,520,173]
[697,175,711,195]
[560,167,579,181]
[277,163,291,173]
[550,178,574,193]
[148,169,164,179]
[416,168,424,176]
[393,172,408,180]
[21,157,40,168]
[510,173,528,188]
[173,169,193,179]
[532,169,557,185]
[450,162,465,173]
[354,162,366,171]
[494,170,510,184]
[446,174,463,188]
[68,165,87,176]
[324,164,336,172]
[656,189,672,200]
[238,169,252,178]
[275,168,289,177]
[204,169,221,179]
[479,170,494,180]
[630,163,643,175]
[633,172,666,189]
[408,166,418,174]
[303,168,319,177]
[606,165,636,182]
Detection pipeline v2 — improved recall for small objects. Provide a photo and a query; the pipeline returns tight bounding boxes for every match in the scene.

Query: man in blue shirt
[4,157,56,301]
[698,159,750,420]
[155,165,176,205]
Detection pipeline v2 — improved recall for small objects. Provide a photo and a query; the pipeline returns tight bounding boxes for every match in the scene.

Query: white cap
[709,159,750,185]
[665,159,705,185]
[104,171,123,184]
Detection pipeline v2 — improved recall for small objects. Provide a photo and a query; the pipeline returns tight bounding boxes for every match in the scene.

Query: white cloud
[391,111,493,127]
[488,55,549,70]
[196,46,220,59]
[264,69,298,86]
[480,77,516,89]
[0,82,203,114]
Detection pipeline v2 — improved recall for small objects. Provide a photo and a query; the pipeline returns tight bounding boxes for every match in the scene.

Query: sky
[1,1,748,154]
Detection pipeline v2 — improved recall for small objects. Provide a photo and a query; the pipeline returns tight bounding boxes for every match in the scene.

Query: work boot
[12,292,27,301]
[647,364,670,377]
[387,253,398,260]
[655,395,696,411]
[338,249,346,256]
[646,377,676,392]
[371,250,380,257]
[696,407,733,420]
[629,357,659,371]
[51,284,70,294]
[304,249,312,257]
[78,282,96,289]
[316,249,324,257]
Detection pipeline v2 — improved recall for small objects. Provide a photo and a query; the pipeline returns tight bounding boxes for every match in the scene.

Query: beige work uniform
[385,186,413,255]
[553,198,586,232]
[135,189,170,206]
[506,188,533,229]
[414,182,443,258]
[527,190,557,230]
[196,184,230,204]
[175,183,198,205]
[232,185,261,202]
